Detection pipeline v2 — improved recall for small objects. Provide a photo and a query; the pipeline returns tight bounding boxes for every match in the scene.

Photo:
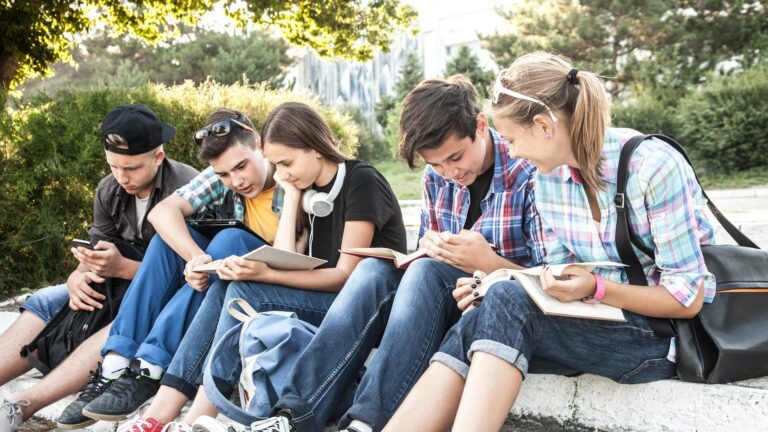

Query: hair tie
[567,68,580,85]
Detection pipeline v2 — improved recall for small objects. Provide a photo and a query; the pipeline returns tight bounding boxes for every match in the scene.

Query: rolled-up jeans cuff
[160,373,198,400]
[468,339,529,379]
[430,352,470,380]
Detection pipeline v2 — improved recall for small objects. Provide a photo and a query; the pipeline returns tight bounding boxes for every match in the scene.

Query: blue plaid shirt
[174,166,283,219]
[419,129,544,268]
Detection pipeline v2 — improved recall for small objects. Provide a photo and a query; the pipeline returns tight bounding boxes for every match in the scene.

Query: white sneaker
[249,415,293,432]
[161,421,194,432]
[191,415,236,432]
[0,400,28,432]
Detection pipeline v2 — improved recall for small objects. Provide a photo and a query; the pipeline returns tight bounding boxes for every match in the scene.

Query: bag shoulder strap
[227,298,260,323]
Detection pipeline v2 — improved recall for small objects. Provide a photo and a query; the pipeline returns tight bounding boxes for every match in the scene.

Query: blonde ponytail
[490,52,611,190]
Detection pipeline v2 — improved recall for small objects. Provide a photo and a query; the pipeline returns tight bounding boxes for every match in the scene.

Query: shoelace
[117,418,154,432]
[1,399,30,418]
[161,421,193,432]
[79,366,114,400]
[108,364,149,395]
[250,416,291,432]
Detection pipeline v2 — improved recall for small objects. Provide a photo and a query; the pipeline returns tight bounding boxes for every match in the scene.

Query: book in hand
[193,245,327,273]
[475,262,627,322]
[339,247,428,270]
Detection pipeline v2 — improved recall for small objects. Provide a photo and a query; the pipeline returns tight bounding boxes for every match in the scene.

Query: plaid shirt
[419,129,545,268]
[174,166,283,219]
[536,128,716,307]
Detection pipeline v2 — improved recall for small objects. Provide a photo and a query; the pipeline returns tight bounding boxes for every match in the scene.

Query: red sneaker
[118,418,166,432]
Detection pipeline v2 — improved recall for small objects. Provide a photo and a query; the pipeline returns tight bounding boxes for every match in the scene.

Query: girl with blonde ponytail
[385,52,716,431]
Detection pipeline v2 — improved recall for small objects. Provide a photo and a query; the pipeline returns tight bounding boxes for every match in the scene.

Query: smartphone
[72,238,94,250]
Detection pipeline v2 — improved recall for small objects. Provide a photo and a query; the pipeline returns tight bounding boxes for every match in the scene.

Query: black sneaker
[81,360,160,421]
[57,363,113,429]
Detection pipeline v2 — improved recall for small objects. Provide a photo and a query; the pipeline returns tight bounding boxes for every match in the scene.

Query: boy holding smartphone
[0,104,198,432]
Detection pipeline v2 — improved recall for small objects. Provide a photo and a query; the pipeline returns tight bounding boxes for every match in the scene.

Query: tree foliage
[21,30,293,95]
[375,51,423,128]
[482,0,768,99]
[0,0,418,94]
[444,45,495,99]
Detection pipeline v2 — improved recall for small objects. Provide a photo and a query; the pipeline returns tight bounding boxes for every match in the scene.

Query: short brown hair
[198,108,260,161]
[398,75,479,169]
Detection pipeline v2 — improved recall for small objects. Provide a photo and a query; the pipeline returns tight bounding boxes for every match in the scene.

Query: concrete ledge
[515,374,768,431]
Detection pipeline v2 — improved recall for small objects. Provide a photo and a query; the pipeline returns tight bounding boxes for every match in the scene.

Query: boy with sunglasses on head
[56,108,283,428]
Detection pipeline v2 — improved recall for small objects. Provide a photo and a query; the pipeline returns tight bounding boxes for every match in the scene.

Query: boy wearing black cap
[0,104,198,432]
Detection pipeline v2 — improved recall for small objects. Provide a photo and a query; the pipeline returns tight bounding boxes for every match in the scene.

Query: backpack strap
[227,298,260,323]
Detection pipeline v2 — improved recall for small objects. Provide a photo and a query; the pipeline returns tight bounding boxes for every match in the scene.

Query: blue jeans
[162,280,338,400]
[21,283,70,324]
[101,227,264,369]
[433,280,675,384]
[274,258,467,432]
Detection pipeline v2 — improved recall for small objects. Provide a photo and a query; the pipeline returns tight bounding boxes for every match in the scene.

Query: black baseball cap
[101,104,176,155]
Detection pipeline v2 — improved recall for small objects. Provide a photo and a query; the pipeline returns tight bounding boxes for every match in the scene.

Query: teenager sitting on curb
[386,52,717,432]
[54,108,282,427]
[119,101,407,432]
[0,104,198,432]
[232,75,545,432]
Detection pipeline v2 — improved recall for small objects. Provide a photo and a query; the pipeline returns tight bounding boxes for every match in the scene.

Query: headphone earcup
[302,189,317,214]
[309,192,333,217]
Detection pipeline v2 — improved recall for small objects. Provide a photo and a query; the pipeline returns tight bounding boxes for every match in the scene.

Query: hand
[273,171,302,198]
[184,254,212,291]
[71,241,125,278]
[452,270,486,313]
[539,265,596,303]
[216,256,270,282]
[424,230,496,273]
[66,270,106,311]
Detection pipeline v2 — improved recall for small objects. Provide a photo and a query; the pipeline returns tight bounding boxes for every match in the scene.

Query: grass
[698,167,768,190]
[372,159,423,200]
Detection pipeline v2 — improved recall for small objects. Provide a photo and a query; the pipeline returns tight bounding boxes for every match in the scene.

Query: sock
[102,354,130,379]
[347,420,373,432]
[138,358,164,380]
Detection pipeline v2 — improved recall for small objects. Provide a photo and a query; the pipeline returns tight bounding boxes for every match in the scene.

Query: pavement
[2,185,768,431]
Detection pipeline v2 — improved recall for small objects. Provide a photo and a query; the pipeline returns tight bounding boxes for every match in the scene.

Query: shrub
[0,83,358,297]
[612,91,682,138]
[677,66,768,173]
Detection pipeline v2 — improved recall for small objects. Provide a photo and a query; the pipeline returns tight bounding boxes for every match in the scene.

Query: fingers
[71,288,100,311]
[79,283,106,301]
[452,284,473,302]
[457,290,481,311]
[85,272,106,284]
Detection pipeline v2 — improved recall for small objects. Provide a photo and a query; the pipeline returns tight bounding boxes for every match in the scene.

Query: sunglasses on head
[492,74,558,123]
[194,118,257,146]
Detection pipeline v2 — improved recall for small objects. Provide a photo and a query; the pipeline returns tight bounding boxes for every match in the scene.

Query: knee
[340,258,399,300]
[205,228,252,255]
[483,281,537,316]
[145,232,173,256]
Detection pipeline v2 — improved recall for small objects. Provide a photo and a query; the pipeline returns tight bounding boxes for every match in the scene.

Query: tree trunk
[1,50,19,99]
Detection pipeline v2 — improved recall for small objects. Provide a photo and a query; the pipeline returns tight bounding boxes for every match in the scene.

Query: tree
[481,0,768,99]
[444,45,495,99]
[376,51,423,128]
[0,0,418,100]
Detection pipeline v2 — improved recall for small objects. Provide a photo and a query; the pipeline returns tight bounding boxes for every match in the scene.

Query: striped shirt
[419,129,545,268]
[535,128,716,307]
[174,166,283,220]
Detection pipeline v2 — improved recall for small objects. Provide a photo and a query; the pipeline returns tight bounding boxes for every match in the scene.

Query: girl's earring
[544,133,551,139]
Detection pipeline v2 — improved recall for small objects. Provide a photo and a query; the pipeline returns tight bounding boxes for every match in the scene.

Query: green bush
[0,82,358,297]
[677,66,768,173]
[341,105,390,163]
[612,91,682,138]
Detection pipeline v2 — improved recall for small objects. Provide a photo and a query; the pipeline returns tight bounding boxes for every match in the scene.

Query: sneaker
[57,363,113,429]
[82,360,161,421]
[161,421,194,432]
[248,414,294,432]
[117,418,165,432]
[0,400,28,432]
[191,416,237,432]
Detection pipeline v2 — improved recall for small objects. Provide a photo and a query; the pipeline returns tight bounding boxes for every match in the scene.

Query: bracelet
[593,273,606,302]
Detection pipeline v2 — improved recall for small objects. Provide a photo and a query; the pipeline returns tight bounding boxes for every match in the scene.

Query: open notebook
[193,245,326,273]
[475,262,627,322]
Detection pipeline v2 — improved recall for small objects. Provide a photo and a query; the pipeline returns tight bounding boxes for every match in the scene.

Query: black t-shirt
[464,163,494,230]
[308,159,407,268]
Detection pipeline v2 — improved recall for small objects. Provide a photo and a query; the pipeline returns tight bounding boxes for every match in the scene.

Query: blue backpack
[203,298,317,425]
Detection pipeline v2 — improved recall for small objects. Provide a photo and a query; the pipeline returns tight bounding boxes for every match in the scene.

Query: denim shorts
[432,280,675,384]
[21,283,70,324]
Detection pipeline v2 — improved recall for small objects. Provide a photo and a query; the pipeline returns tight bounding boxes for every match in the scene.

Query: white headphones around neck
[302,163,346,217]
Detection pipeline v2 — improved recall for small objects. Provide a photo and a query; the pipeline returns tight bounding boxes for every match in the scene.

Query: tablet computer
[188,219,271,245]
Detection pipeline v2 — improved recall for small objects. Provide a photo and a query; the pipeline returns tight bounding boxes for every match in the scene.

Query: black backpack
[19,241,145,374]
